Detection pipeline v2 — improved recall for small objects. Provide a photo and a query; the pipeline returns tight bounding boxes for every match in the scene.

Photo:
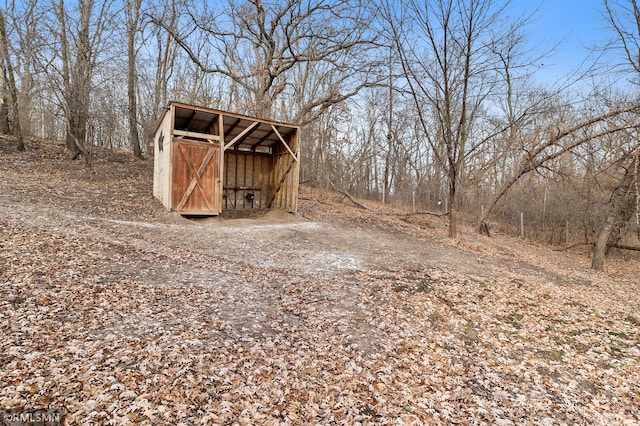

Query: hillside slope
[1,139,639,424]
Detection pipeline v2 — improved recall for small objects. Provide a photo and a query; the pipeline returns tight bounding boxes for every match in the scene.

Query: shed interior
[153,102,300,215]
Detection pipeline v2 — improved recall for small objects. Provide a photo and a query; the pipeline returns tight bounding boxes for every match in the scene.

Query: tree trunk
[56,0,78,159]
[0,10,24,151]
[383,140,390,204]
[57,0,94,164]
[0,66,10,135]
[605,190,636,251]
[127,0,142,158]
[448,171,458,238]
[592,156,636,271]
[128,55,141,158]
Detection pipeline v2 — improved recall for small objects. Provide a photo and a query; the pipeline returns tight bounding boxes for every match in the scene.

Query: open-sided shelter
[153,102,300,215]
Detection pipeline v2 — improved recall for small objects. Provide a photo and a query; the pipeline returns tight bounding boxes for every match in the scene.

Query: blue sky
[519,0,612,82]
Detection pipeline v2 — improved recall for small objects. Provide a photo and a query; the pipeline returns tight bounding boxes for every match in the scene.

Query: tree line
[0,0,638,270]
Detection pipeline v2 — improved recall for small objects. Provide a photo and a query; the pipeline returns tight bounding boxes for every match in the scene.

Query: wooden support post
[271,125,298,162]
[224,121,259,151]
[218,113,224,213]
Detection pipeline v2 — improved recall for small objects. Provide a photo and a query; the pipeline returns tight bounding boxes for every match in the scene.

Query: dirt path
[0,186,628,358]
[0,192,594,291]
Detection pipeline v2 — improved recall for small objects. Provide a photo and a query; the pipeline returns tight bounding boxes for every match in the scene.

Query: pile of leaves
[1,139,639,424]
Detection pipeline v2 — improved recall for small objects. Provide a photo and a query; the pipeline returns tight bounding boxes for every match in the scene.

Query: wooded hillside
[0,138,639,424]
[0,0,638,269]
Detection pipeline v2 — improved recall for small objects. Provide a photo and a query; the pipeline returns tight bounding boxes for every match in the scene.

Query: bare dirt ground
[1,138,639,425]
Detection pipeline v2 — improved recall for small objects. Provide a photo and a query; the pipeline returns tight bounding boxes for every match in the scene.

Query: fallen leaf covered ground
[1,139,639,425]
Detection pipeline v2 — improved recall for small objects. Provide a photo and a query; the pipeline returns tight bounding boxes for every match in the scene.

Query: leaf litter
[0,140,639,425]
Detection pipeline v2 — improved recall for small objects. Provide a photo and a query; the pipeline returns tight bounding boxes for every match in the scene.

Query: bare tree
[126,0,143,158]
[49,0,115,162]
[387,0,525,238]
[151,0,380,124]
[0,65,9,135]
[0,8,23,151]
[5,0,44,136]
[480,102,640,224]
[592,154,638,270]
[55,0,92,160]
[137,0,181,151]
[605,0,640,78]
[590,0,640,269]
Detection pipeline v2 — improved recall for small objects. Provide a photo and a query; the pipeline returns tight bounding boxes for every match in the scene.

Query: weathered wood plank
[173,129,220,141]
[172,140,219,213]
[271,124,298,161]
[224,121,260,151]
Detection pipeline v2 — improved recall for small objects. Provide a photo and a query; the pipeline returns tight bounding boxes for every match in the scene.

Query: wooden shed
[153,102,300,215]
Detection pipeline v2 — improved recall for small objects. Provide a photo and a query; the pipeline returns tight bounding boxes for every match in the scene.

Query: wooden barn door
[171,139,220,214]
